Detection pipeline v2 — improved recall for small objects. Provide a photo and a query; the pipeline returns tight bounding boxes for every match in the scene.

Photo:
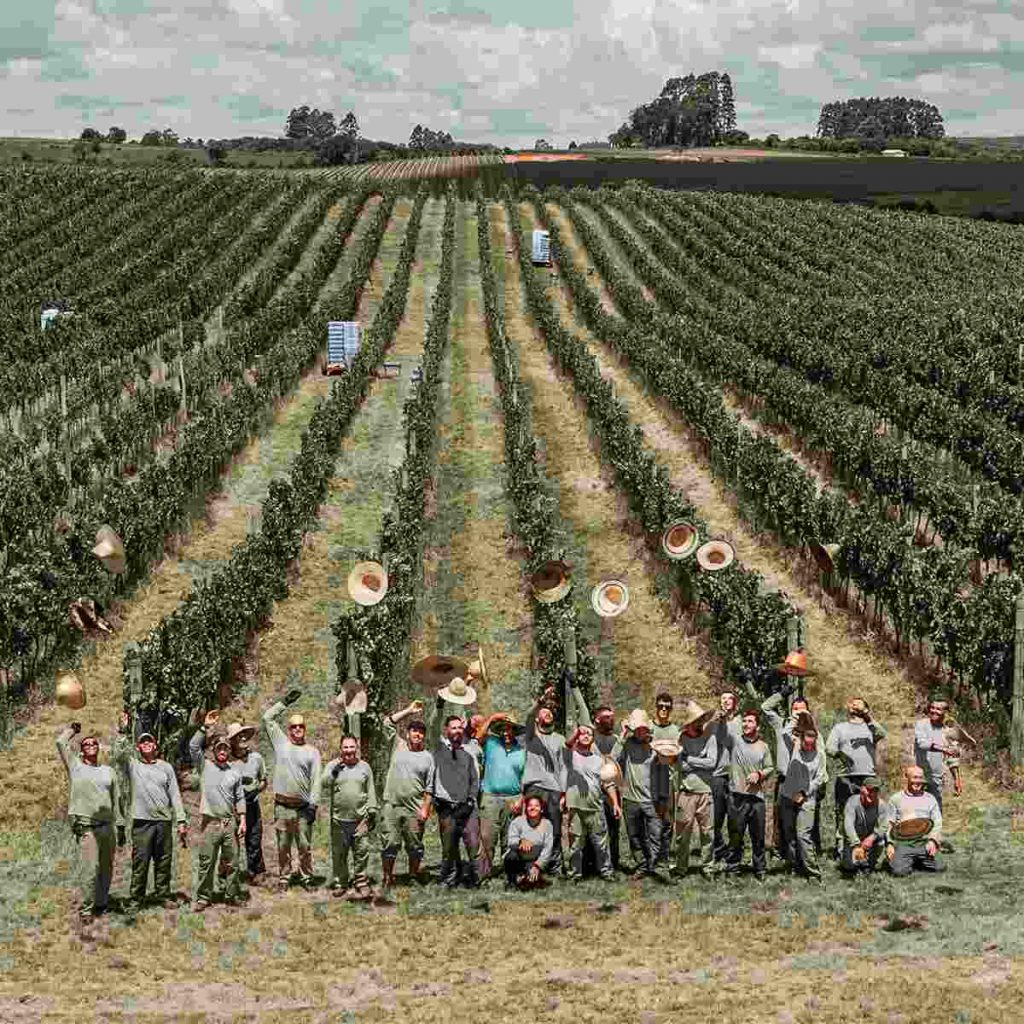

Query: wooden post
[60,372,72,488]
[218,308,224,334]
[786,616,800,654]
[563,627,577,732]
[178,355,187,415]
[1012,593,1024,767]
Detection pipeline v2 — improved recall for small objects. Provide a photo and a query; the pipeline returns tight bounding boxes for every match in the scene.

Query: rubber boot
[408,856,423,885]
[381,858,395,889]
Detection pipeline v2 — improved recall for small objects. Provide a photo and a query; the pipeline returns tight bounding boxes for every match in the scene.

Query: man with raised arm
[886,765,945,876]
[913,699,962,813]
[428,714,483,888]
[616,709,661,877]
[262,687,322,890]
[709,690,741,867]
[651,692,680,867]
[322,734,378,898]
[189,731,246,911]
[522,684,569,875]
[839,776,888,875]
[777,724,827,883]
[673,701,718,878]
[825,697,887,858]
[227,721,266,882]
[475,711,526,879]
[760,683,813,861]
[56,721,123,921]
[380,700,432,888]
[723,708,774,881]
[113,710,187,911]
[563,721,619,881]
[591,702,622,871]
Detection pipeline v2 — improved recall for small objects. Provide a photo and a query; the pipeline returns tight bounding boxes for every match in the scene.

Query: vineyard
[2,163,1024,1020]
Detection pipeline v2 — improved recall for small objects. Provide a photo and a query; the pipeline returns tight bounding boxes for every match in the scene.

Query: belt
[274,794,306,808]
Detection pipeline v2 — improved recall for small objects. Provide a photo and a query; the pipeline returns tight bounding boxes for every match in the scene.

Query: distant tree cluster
[140,128,180,146]
[609,72,739,148]
[79,126,127,143]
[816,98,945,144]
[409,124,455,150]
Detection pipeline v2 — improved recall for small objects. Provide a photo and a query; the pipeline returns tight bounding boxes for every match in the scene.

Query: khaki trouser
[274,804,314,882]
[330,819,371,889]
[673,790,712,873]
[567,807,612,879]
[196,816,241,904]
[380,804,425,866]
[478,793,518,877]
[70,815,115,917]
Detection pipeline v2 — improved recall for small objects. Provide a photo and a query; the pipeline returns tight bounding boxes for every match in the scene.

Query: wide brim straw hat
[333,681,368,715]
[530,560,572,604]
[92,525,126,575]
[55,671,86,710]
[678,699,713,730]
[438,676,477,706]
[777,650,814,677]
[591,579,629,618]
[661,520,700,561]
[791,710,817,736]
[599,757,623,788]
[625,708,652,732]
[226,722,256,743]
[412,655,470,692]
[652,738,681,761]
[348,561,388,606]
[489,713,526,736]
[696,539,735,572]
[891,818,933,841]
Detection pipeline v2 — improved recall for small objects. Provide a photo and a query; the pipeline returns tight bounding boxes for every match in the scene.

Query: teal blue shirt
[481,736,526,796]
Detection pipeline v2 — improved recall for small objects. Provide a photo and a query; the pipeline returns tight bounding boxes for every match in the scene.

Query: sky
[2,0,1023,145]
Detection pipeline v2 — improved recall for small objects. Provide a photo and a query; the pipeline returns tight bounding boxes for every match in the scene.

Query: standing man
[522,685,569,875]
[825,697,887,858]
[592,703,621,872]
[673,701,717,878]
[914,700,962,813]
[777,724,827,882]
[651,692,680,867]
[504,794,555,890]
[474,711,526,880]
[190,734,246,911]
[114,711,188,911]
[226,722,266,883]
[322,734,378,898]
[380,701,432,888]
[839,777,888,875]
[563,723,618,881]
[427,715,482,888]
[262,688,322,890]
[617,709,661,877]
[709,690,742,867]
[57,722,123,921]
[760,685,812,861]
[886,766,945,876]
[723,709,774,881]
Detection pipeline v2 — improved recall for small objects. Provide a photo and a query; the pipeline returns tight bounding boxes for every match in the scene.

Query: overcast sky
[2,0,1022,145]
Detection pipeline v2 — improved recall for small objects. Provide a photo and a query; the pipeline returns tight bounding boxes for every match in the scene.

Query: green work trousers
[479,793,518,877]
[673,790,713,874]
[779,795,820,879]
[196,816,241,904]
[567,807,612,879]
[380,805,424,865]
[70,815,115,917]
[274,804,314,883]
[330,819,371,889]
[130,819,174,904]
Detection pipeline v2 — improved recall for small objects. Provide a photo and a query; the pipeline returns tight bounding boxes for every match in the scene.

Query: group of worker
[55,674,961,919]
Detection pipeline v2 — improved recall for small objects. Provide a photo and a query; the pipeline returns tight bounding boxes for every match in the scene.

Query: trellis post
[1011,593,1024,767]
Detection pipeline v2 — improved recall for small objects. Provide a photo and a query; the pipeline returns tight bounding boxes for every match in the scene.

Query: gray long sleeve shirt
[760,692,796,776]
[523,714,567,793]
[262,702,322,805]
[56,730,121,824]
[562,746,605,812]
[843,793,889,846]
[913,718,959,789]
[112,735,186,824]
[677,731,718,794]
[825,719,886,777]
[429,739,480,804]
[725,733,774,800]
[199,760,245,819]
[778,747,827,805]
[712,715,742,777]
[506,815,555,870]
[616,736,656,805]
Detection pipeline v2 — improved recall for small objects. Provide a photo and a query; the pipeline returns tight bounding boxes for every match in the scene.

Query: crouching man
[840,776,888,875]
[886,765,945,876]
[322,734,378,899]
[504,794,555,890]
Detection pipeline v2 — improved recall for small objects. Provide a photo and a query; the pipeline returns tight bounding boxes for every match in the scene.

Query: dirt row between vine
[541,199,1006,818]
[490,202,710,712]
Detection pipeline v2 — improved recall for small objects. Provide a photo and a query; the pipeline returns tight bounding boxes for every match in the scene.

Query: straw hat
[287,713,305,726]
[411,654,470,692]
[661,520,700,561]
[851,846,867,864]
[467,646,488,687]
[530,560,572,604]
[591,579,629,618]
[777,650,814,677]
[791,710,817,736]
[92,525,126,575]
[846,697,869,718]
[696,539,735,572]
[489,713,525,736]
[333,681,368,715]
[599,757,622,789]
[55,671,86,710]
[438,676,477,706]
[678,699,713,730]
[625,708,652,732]
[226,722,256,743]
[348,561,388,606]
[652,738,681,762]
[891,818,932,840]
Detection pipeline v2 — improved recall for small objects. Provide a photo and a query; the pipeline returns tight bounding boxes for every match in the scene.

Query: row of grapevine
[127,186,431,752]
[504,190,795,689]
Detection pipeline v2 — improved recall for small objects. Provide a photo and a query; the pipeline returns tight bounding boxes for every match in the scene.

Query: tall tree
[106,125,127,143]
[719,73,736,134]
[409,124,424,149]
[339,111,359,140]
[285,105,313,139]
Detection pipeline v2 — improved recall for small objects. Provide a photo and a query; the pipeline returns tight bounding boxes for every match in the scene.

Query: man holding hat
[651,693,680,867]
[262,689,322,889]
[886,765,945,876]
[56,722,124,921]
[522,685,571,875]
[672,701,718,877]
[380,701,433,888]
[777,722,827,882]
[322,734,378,898]
[190,733,246,911]
[913,699,962,813]
[710,690,741,866]
[826,697,887,859]
[760,679,812,861]
[113,711,188,910]
[723,709,774,880]
[474,711,527,879]
[839,777,888,875]
[226,721,266,881]
[616,709,661,876]
[563,722,618,881]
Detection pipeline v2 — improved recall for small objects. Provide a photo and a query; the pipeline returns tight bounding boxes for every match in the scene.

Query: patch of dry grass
[491,202,710,710]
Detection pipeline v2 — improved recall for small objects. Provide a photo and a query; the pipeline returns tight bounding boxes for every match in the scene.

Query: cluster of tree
[408,124,455,150]
[79,126,127,143]
[816,98,945,145]
[609,71,739,148]
[285,105,360,143]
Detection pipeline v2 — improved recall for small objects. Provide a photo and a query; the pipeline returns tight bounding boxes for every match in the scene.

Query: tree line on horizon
[816,97,945,142]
